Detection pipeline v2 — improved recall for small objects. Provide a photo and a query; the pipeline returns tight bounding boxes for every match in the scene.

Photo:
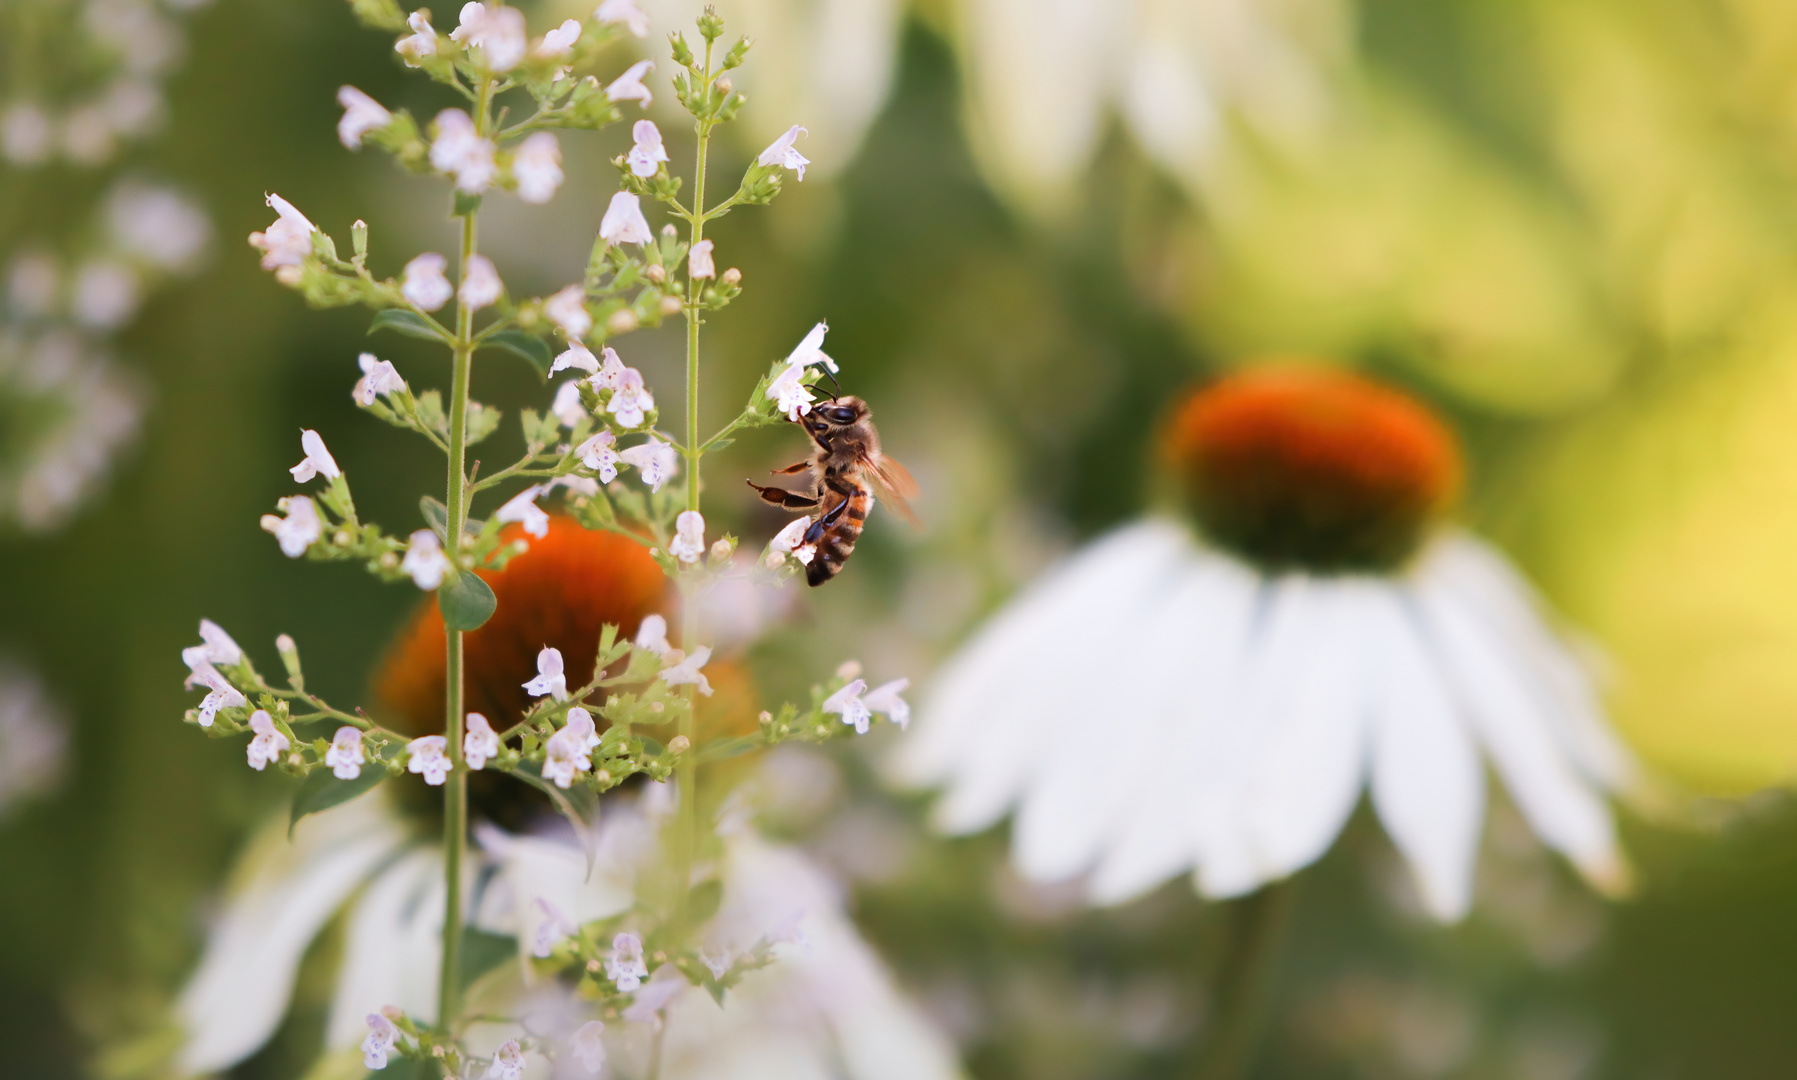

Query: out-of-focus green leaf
[482,330,554,378]
[369,308,447,342]
[289,767,383,835]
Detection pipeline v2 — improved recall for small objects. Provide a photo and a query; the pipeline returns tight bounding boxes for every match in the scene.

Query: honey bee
[747,394,918,586]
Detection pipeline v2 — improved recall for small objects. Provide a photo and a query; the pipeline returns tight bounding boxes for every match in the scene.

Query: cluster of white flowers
[0,332,147,532]
[543,707,602,788]
[764,322,840,421]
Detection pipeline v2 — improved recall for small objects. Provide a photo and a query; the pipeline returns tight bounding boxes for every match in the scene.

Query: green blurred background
[10,0,1797,1076]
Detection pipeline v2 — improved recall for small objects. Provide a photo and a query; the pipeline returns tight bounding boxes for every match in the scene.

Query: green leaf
[290,766,384,835]
[482,330,554,378]
[420,496,481,541]
[439,570,497,630]
[506,763,599,876]
[453,190,484,217]
[460,929,515,991]
[465,400,502,446]
[369,308,447,341]
[695,734,760,765]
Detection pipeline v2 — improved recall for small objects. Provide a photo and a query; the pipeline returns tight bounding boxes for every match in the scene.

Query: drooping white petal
[324,848,444,1048]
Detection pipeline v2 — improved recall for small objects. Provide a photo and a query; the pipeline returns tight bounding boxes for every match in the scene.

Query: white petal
[1089,551,1261,904]
[176,800,409,1073]
[1364,586,1483,921]
[1414,568,1624,890]
[325,848,444,1046]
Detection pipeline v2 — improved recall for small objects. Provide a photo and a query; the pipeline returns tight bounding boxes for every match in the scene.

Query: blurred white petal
[325,848,444,1046]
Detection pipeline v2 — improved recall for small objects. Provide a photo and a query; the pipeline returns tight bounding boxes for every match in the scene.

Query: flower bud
[668,735,690,754]
[275,266,303,286]
[659,295,683,316]
[660,223,678,239]
[758,710,772,725]
[381,1005,404,1021]
[276,633,303,685]
[645,263,666,283]
[379,551,399,569]
[332,529,352,546]
[721,267,741,286]
[709,537,733,561]
[607,309,639,334]
[650,701,664,713]
[836,659,862,680]
[716,77,732,94]
[596,768,612,784]
[352,219,368,259]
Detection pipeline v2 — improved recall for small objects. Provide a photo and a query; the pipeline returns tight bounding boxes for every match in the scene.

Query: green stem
[1193,880,1297,1080]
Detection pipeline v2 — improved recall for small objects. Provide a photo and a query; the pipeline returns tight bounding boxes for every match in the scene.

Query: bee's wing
[864,452,921,528]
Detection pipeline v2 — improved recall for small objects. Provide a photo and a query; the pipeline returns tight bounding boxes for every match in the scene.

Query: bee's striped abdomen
[806,481,870,587]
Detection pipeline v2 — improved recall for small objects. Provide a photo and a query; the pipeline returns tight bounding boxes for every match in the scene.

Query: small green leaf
[369,308,448,341]
[453,190,484,217]
[439,571,497,630]
[482,330,554,378]
[460,929,515,991]
[465,400,502,446]
[290,766,384,835]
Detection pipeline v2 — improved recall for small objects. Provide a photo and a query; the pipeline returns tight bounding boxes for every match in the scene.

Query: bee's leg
[746,479,819,510]
[770,461,812,476]
[804,494,853,544]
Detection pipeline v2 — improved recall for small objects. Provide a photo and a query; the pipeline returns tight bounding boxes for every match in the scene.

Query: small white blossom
[688,238,715,279]
[766,516,816,567]
[626,119,667,177]
[194,669,245,727]
[289,429,341,484]
[571,1020,607,1074]
[429,109,497,193]
[362,1013,398,1070]
[70,260,139,329]
[564,706,602,751]
[531,897,576,957]
[260,495,322,558]
[548,475,600,497]
[407,735,452,785]
[523,646,568,701]
[607,366,654,428]
[1,103,54,166]
[336,86,391,149]
[604,60,654,108]
[355,353,406,406]
[248,193,314,270]
[606,932,649,991]
[668,510,705,564]
[495,485,549,539]
[785,321,839,373]
[395,10,438,65]
[544,284,592,340]
[823,678,873,734]
[660,645,713,696]
[401,252,454,311]
[551,343,599,375]
[622,965,688,1024]
[536,18,581,57]
[577,430,620,482]
[619,437,676,492]
[451,2,528,73]
[552,380,587,427]
[458,254,503,310]
[599,191,653,246]
[635,613,672,658]
[592,347,630,390]
[542,716,593,788]
[325,726,366,780]
[862,678,911,730]
[484,1039,526,1080]
[464,712,500,769]
[512,132,563,204]
[246,710,290,771]
[757,124,811,180]
[766,363,816,421]
[595,0,649,37]
[400,530,450,589]
[194,618,243,667]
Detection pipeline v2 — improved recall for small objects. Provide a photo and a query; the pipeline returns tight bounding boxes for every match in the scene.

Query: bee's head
[804,395,867,434]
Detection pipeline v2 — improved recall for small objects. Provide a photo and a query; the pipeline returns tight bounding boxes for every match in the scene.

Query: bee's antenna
[819,368,844,401]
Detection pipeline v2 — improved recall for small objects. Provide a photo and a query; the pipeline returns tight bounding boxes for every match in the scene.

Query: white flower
[784,321,838,374]
[862,678,911,730]
[544,284,591,340]
[599,191,653,246]
[395,10,438,65]
[484,1039,526,1080]
[336,86,391,149]
[362,1013,398,1070]
[551,380,587,427]
[495,485,549,539]
[523,646,569,701]
[355,353,406,406]
[564,707,602,752]
[757,125,810,180]
[68,260,139,329]
[248,193,314,270]
[260,495,322,558]
[194,669,246,728]
[246,711,291,772]
[289,429,341,484]
[401,252,454,311]
[766,517,816,568]
[542,708,597,789]
[577,430,620,482]
[429,109,497,193]
[406,735,452,786]
[193,618,243,669]
[668,510,705,564]
[458,254,503,309]
[765,363,816,422]
[660,645,713,697]
[687,239,715,279]
[605,60,654,108]
[399,530,451,590]
[325,726,366,781]
[536,18,582,57]
[451,2,528,73]
[592,347,630,390]
[618,437,676,492]
[464,713,500,770]
[605,931,649,991]
[549,475,600,497]
[106,183,210,273]
[551,343,598,375]
[571,1020,607,1074]
[595,0,648,37]
[531,897,576,957]
[1,103,54,166]
[511,132,563,204]
[607,366,654,428]
[634,613,672,658]
[626,119,668,177]
[823,679,873,734]
[622,964,689,1023]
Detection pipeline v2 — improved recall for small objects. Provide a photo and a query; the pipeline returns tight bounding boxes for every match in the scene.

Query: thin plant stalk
[1193,880,1297,1080]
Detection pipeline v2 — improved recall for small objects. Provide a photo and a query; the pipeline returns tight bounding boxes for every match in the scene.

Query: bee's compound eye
[823,406,857,423]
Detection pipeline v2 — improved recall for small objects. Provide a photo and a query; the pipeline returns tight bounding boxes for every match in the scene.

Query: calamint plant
[173,2,916,1074]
